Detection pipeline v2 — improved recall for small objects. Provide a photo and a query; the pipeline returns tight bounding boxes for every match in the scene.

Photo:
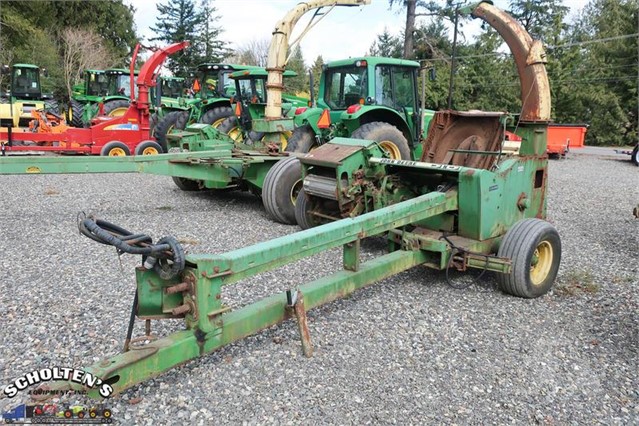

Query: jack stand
[286,289,313,357]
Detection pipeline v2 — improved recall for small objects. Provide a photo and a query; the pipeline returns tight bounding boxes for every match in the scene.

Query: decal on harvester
[1,402,114,424]
[103,123,139,131]
[2,367,113,398]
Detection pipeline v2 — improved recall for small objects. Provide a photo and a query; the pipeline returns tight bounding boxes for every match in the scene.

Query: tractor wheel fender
[292,107,324,134]
[339,106,411,136]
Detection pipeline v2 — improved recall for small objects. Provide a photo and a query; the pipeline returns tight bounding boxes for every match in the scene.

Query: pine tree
[368,28,402,57]
[286,46,307,95]
[197,0,232,63]
[150,0,204,75]
[309,55,324,101]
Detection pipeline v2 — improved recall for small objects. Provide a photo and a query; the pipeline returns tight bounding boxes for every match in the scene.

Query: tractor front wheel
[100,141,130,157]
[69,100,84,128]
[262,157,303,224]
[154,111,187,152]
[199,106,233,128]
[351,122,411,160]
[134,140,163,156]
[285,124,317,153]
[103,100,130,117]
[497,218,561,298]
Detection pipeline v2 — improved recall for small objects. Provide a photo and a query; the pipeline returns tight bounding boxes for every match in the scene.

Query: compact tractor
[14,1,562,400]
[290,56,435,159]
[0,63,58,128]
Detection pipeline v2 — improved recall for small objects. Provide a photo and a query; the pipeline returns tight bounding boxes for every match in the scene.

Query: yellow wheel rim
[290,178,302,205]
[379,140,402,159]
[108,147,127,156]
[530,240,553,285]
[212,117,227,128]
[107,107,129,117]
[142,146,159,155]
[104,411,111,418]
[280,131,292,151]
[227,126,244,143]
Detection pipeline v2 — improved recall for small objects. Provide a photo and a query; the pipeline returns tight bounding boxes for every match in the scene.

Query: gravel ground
[0,152,637,424]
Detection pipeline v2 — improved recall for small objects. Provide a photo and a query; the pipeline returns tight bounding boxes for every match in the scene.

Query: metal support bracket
[286,289,313,357]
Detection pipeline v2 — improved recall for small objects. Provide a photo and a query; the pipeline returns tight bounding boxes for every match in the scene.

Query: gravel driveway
[0,151,637,424]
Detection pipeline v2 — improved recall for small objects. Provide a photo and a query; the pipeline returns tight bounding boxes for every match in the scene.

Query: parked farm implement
[15,1,564,400]
[0,42,188,156]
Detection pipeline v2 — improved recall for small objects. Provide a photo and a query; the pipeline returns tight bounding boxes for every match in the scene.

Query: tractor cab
[105,68,138,98]
[84,70,108,97]
[160,76,185,99]
[196,63,261,100]
[10,64,43,99]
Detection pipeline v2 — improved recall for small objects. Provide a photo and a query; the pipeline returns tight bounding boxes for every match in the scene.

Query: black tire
[497,219,561,298]
[100,141,130,156]
[631,145,639,166]
[175,110,189,130]
[69,99,85,128]
[102,409,112,418]
[134,140,163,155]
[149,113,158,137]
[295,189,317,230]
[44,99,59,114]
[351,121,411,160]
[172,176,201,191]
[199,106,233,128]
[262,156,303,224]
[285,124,317,153]
[218,116,245,143]
[154,111,185,152]
[103,99,130,117]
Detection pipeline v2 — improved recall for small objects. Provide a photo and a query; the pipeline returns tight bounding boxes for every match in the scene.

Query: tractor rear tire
[100,141,130,157]
[497,218,561,298]
[154,111,186,152]
[285,124,318,153]
[351,122,411,160]
[69,100,84,128]
[218,116,244,143]
[149,113,159,137]
[134,140,163,155]
[262,156,303,224]
[103,99,130,117]
[172,176,201,191]
[199,106,233,128]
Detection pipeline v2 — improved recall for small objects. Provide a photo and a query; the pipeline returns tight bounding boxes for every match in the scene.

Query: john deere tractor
[68,68,139,128]
[152,63,261,150]
[0,63,58,128]
[291,57,435,159]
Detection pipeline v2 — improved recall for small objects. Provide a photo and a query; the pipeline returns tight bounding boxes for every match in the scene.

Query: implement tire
[262,156,303,224]
[351,121,411,160]
[497,219,561,298]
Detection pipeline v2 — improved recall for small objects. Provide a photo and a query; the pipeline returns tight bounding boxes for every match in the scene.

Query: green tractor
[68,68,138,128]
[217,68,309,149]
[152,63,262,150]
[0,63,58,128]
[290,57,435,160]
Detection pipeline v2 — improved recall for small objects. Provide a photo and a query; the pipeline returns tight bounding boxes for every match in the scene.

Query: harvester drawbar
[31,2,563,399]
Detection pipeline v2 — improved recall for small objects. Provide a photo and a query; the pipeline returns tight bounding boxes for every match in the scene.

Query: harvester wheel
[351,122,411,160]
[497,219,561,298]
[69,100,84,128]
[134,140,163,156]
[218,116,245,143]
[100,141,130,157]
[295,189,320,230]
[199,106,233,128]
[631,145,639,166]
[103,99,130,117]
[285,124,317,153]
[154,111,186,152]
[44,99,59,114]
[263,156,303,224]
[172,176,201,191]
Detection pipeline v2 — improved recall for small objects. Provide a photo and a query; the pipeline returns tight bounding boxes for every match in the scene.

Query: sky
[124,0,589,66]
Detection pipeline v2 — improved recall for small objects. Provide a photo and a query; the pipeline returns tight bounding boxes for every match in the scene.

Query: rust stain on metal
[165,282,190,295]
[293,291,313,358]
[171,303,191,316]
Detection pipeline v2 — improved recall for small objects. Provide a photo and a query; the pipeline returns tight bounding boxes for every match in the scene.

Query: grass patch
[555,270,599,296]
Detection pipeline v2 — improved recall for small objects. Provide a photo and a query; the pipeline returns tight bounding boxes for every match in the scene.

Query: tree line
[1,0,636,146]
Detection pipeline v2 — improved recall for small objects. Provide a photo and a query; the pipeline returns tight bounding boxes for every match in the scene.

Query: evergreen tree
[309,55,324,101]
[150,0,204,75]
[286,46,307,95]
[197,0,232,63]
[368,28,403,57]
